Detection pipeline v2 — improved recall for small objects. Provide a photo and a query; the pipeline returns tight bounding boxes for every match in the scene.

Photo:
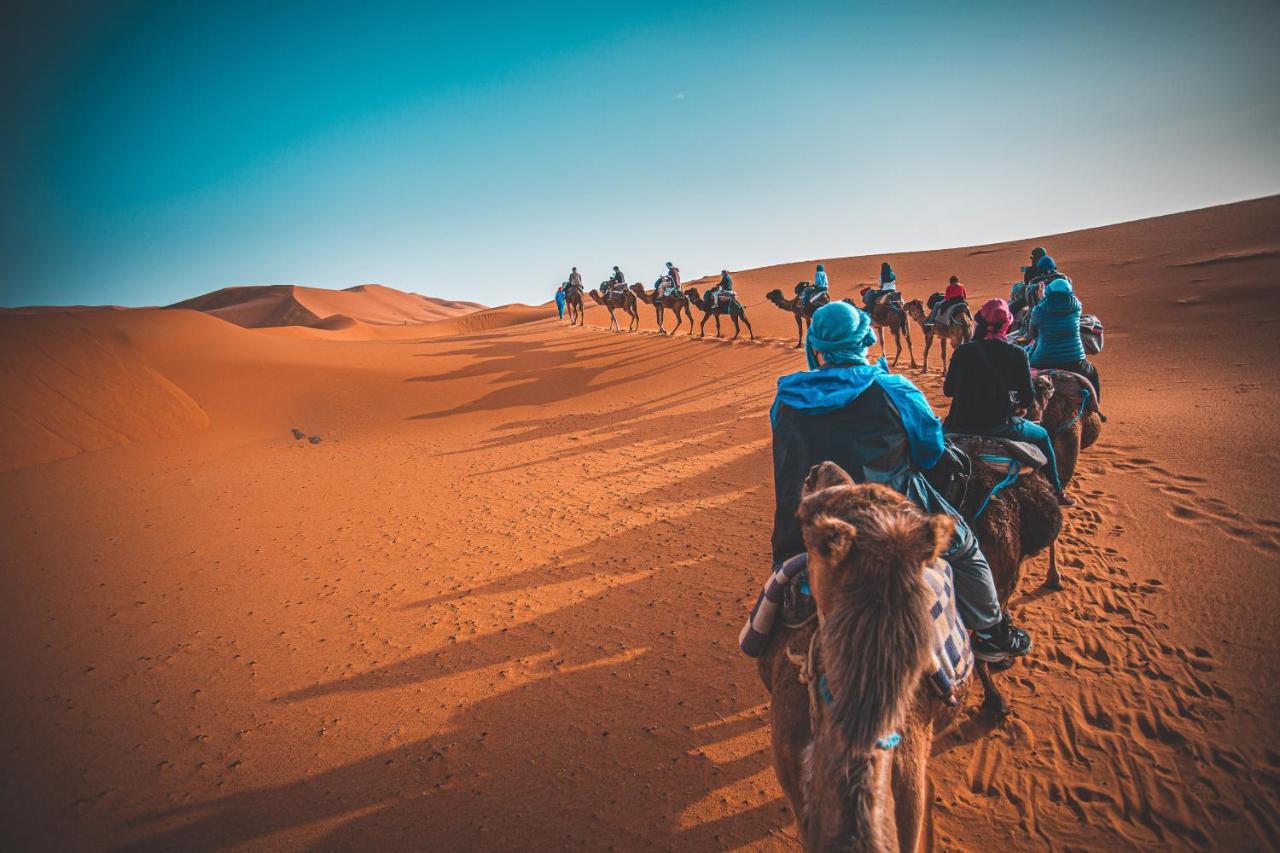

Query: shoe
[1057,491,1076,507]
[973,616,1033,663]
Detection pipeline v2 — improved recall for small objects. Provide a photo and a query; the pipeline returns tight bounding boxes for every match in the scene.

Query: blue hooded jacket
[814,265,829,289]
[769,359,959,563]
[1028,278,1085,365]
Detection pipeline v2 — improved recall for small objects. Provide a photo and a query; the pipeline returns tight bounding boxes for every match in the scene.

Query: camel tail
[819,510,943,754]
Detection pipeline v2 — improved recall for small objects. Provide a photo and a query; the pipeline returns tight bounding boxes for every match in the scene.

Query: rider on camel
[769,301,1032,663]
[1025,277,1102,401]
[708,269,735,308]
[568,267,583,290]
[863,261,898,313]
[604,265,626,294]
[663,261,682,296]
[805,264,830,307]
[924,275,968,328]
[943,298,1074,506]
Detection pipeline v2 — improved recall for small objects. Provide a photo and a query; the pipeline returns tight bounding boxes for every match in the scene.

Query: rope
[1053,384,1092,435]
[972,461,1022,521]
[788,628,898,750]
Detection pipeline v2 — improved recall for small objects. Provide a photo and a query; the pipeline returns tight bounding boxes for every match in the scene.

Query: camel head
[902,299,925,322]
[765,288,790,309]
[588,289,606,306]
[684,287,707,309]
[795,462,951,847]
[1026,373,1055,421]
[630,282,652,303]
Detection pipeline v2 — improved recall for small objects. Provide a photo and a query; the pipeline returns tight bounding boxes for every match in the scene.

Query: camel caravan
[554,251,1106,847]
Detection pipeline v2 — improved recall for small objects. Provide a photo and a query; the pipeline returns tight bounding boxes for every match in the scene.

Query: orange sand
[1,198,1278,849]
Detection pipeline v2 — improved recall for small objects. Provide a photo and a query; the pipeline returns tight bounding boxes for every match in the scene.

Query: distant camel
[856,288,916,369]
[765,282,834,348]
[758,465,968,851]
[1032,368,1103,490]
[904,296,973,373]
[564,282,585,326]
[685,287,755,340]
[589,284,639,332]
[631,282,693,335]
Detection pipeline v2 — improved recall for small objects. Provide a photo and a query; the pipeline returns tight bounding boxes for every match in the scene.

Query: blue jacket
[814,269,829,289]
[1028,290,1085,365]
[769,360,960,562]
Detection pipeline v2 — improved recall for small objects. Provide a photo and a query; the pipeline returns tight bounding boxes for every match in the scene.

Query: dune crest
[170,283,485,329]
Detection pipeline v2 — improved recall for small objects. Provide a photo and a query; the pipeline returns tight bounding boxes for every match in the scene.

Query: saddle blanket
[739,553,974,701]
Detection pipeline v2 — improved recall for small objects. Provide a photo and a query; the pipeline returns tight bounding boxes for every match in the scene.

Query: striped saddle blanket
[739,553,974,701]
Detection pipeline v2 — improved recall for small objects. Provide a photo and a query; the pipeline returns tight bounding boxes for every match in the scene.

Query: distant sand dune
[170,283,485,329]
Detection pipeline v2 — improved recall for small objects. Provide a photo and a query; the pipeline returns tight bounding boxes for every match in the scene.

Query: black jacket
[942,339,1035,431]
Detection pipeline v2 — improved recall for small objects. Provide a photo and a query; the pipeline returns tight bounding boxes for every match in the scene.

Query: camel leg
[891,330,902,368]
[794,313,803,348]
[977,661,1010,720]
[714,314,723,338]
[941,338,949,373]
[920,334,932,374]
[892,715,933,853]
[879,326,889,361]
[904,323,918,369]
[699,313,710,337]
[1044,540,1063,590]
[741,312,755,341]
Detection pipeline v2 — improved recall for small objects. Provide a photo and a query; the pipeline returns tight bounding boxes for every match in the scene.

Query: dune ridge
[170,282,485,329]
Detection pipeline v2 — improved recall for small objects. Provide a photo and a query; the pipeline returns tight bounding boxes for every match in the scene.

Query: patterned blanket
[739,554,974,702]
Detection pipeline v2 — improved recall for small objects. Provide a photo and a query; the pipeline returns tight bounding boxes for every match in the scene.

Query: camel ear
[927,515,955,563]
[802,461,854,498]
[806,515,858,566]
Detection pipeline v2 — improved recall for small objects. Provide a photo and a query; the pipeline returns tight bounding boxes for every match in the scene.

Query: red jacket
[944,281,967,300]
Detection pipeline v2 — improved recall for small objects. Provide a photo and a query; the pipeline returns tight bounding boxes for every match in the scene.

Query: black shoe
[973,616,1033,663]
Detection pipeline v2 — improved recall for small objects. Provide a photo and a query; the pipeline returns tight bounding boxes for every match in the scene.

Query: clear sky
[3,0,1279,308]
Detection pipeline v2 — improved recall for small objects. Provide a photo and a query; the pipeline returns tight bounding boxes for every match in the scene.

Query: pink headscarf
[976,299,1013,341]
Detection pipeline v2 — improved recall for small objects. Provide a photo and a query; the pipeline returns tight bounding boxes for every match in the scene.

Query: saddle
[713,290,740,308]
[936,299,970,327]
[942,435,1047,521]
[804,289,831,310]
[1033,369,1100,416]
[866,289,903,315]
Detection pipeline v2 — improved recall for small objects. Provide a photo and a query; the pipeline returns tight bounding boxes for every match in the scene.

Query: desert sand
[2,197,1279,850]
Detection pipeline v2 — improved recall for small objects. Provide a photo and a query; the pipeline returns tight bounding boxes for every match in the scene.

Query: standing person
[1026,278,1101,399]
[768,301,1032,661]
[925,275,968,328]
[555,283,567,320]
[942,299,1074,505]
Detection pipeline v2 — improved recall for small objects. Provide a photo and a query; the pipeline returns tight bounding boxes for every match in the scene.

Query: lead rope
[788,628,900,750]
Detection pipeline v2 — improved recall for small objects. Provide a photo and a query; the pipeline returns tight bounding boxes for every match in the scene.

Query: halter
[793,629,901,752]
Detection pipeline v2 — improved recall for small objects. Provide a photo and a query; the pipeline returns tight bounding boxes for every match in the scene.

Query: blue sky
[3,0,1279,308]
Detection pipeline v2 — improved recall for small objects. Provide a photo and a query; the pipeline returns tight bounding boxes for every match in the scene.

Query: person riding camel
[1023,247,1057,286]
[568,267,583,290]
[1025,277,1102,401]
[662,261,682,296]
[863,261,899,312]
[943,299,1074,506]
[769,300,1033,662]
[805,263,830,307]
[708,269,736,309]
[603,265,626,295]
[924,275,968,328]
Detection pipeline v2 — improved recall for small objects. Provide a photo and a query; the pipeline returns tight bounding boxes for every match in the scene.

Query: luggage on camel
[1080,314,1104,354]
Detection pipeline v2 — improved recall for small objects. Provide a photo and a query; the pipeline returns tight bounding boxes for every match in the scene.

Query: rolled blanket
[739,553,809,657]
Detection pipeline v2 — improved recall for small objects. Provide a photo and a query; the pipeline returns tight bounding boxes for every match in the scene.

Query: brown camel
[758,464,967,851]
[1031,368,1103,490]
[630,282,693,335]
[765,282,834,348]
[944,413,1064,716]
[856,288,917,369]
[564,282,585,326]
[685,287,755,340]
[903,296,973,374]
[588,284,639,332]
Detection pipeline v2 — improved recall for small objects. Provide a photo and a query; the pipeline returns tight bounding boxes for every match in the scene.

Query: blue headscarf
[805,301,877,369]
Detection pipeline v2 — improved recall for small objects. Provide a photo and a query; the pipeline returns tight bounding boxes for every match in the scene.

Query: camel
[589,284,639,332]
[765,282,834,348]
[758,464,968,851]
[856,288,917,369]
[563,282,585,326]
[1031,368,1103,490]
[631,282,693,335]
[943,393,1064,715]
[903,296,973,373]
[685,287,755,340]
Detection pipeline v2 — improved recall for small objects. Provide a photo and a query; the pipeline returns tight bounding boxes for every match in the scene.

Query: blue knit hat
[805,301,877,369]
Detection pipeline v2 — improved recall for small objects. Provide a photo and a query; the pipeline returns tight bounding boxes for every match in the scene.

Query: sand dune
[170,282,484,329]
[1,197,1278,849]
